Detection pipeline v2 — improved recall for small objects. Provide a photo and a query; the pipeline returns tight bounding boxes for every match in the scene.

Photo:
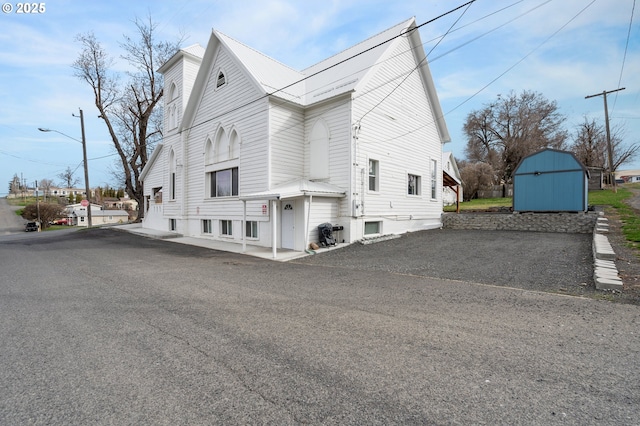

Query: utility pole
[74,108,92,227]
[585,87,625,193]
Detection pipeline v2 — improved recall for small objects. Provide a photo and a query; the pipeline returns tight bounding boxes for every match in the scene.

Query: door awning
[239,179,346,201]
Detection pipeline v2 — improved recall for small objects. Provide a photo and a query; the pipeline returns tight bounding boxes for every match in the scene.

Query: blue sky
[1,0,638,196]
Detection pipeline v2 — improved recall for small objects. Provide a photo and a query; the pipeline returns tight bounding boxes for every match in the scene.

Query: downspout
[272,199,278,259]
[242,200,247,253]
[304,194,313,251]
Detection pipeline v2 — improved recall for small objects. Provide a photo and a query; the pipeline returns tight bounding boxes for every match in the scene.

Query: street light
[38,108,92,227]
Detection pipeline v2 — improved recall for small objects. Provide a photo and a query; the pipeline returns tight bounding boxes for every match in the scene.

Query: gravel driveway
[296,229,597,297]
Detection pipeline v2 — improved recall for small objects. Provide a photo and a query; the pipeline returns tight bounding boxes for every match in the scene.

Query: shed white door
[281,202,295,249]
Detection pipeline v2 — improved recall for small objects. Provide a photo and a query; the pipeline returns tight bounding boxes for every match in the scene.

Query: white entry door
[281,202,295,249]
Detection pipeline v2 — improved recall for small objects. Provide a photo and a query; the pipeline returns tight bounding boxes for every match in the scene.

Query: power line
[178,1,477,136]
[366,0,598,147]
[612,0,635,111]
[357,1,475,125]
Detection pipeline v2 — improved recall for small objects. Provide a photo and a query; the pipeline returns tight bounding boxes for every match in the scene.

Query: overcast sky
[1,0,638,195]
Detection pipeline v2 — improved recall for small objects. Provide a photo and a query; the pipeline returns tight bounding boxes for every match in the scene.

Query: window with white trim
[245,221,258,239]
[220,220,233,236]
[207,167,238,197]
[368,159,379,192]
[431,159,438,199]
[202,219,212,234]
[408,174,421,195]
[364,221,381,235]
[169,219,176,231]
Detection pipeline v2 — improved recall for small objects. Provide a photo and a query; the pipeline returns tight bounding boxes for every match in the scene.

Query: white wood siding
[351,36,442,238]
[270,101,304,186]
[181,45,271,241]
[304,97,352,218]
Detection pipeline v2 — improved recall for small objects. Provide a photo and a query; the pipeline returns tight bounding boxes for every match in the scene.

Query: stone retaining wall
[442,212,598,234]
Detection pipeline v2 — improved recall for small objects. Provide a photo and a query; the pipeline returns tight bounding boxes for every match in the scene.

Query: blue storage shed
[513,148,589,212]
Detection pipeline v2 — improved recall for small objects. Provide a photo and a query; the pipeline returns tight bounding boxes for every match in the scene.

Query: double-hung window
[408,174,421,195]
[221,220,233,236]
[245,221,258,239]
[368,159,379,192]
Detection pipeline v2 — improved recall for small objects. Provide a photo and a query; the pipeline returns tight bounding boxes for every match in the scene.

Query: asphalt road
[1,228,639,425]
[0,197,28,234]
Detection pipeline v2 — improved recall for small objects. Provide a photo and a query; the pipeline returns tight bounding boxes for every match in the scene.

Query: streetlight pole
[585,87,625,193]
[38,107,92,227]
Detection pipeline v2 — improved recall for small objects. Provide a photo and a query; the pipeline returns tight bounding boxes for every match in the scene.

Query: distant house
[140,18,451,257]
[64,202,129,227]
[76,209,130,226]
[50,187,96,199]
[513,148,589,212]
[442,152,462,209]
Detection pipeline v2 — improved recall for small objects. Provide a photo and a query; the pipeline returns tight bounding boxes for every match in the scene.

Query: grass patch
[589,185,640,251]
[444,197,512,212]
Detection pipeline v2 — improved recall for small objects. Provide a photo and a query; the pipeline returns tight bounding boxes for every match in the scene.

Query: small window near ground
[408,174,420,195]
[364,221,380,235]
[202,219,212,234]
[221,220,232,236]
[245,221,258,239]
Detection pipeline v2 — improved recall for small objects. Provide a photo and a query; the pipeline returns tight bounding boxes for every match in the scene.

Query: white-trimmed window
[169,219,176,231]
[221,220,233,236]
[408,174,421,195]
[245,221,258,239]
[364,221,381,235]
[202,219,212,234]
[368,159,379,192]
[431,159,438,199]
[207,167,238,197]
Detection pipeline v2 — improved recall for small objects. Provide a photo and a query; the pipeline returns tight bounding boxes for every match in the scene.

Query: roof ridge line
[301,17,415,73]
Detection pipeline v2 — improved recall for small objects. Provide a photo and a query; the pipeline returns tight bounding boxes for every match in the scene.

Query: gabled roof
[139,143,163,182]
[178,18,450,142]
[158,44,205,74]
[514,148,588,176]
[442,151,462,186]
[239,179,346,201]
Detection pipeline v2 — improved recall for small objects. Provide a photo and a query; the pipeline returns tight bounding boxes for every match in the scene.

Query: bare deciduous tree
[38,178,54,201]
[73,16,181,221]
[458,160,495,201]
[464,90,568,183]
[570,117,640,173]
[58,166,80,188]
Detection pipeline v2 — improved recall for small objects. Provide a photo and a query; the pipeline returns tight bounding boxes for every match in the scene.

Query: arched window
[229,129,239,159]
[216,71,226,88]
[168,82,177,101]
[215,127,229,162]
[309,119,330,180]
[204,138,214,165]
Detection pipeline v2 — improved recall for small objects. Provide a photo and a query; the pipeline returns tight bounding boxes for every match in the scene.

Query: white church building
[140,17,451,258]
